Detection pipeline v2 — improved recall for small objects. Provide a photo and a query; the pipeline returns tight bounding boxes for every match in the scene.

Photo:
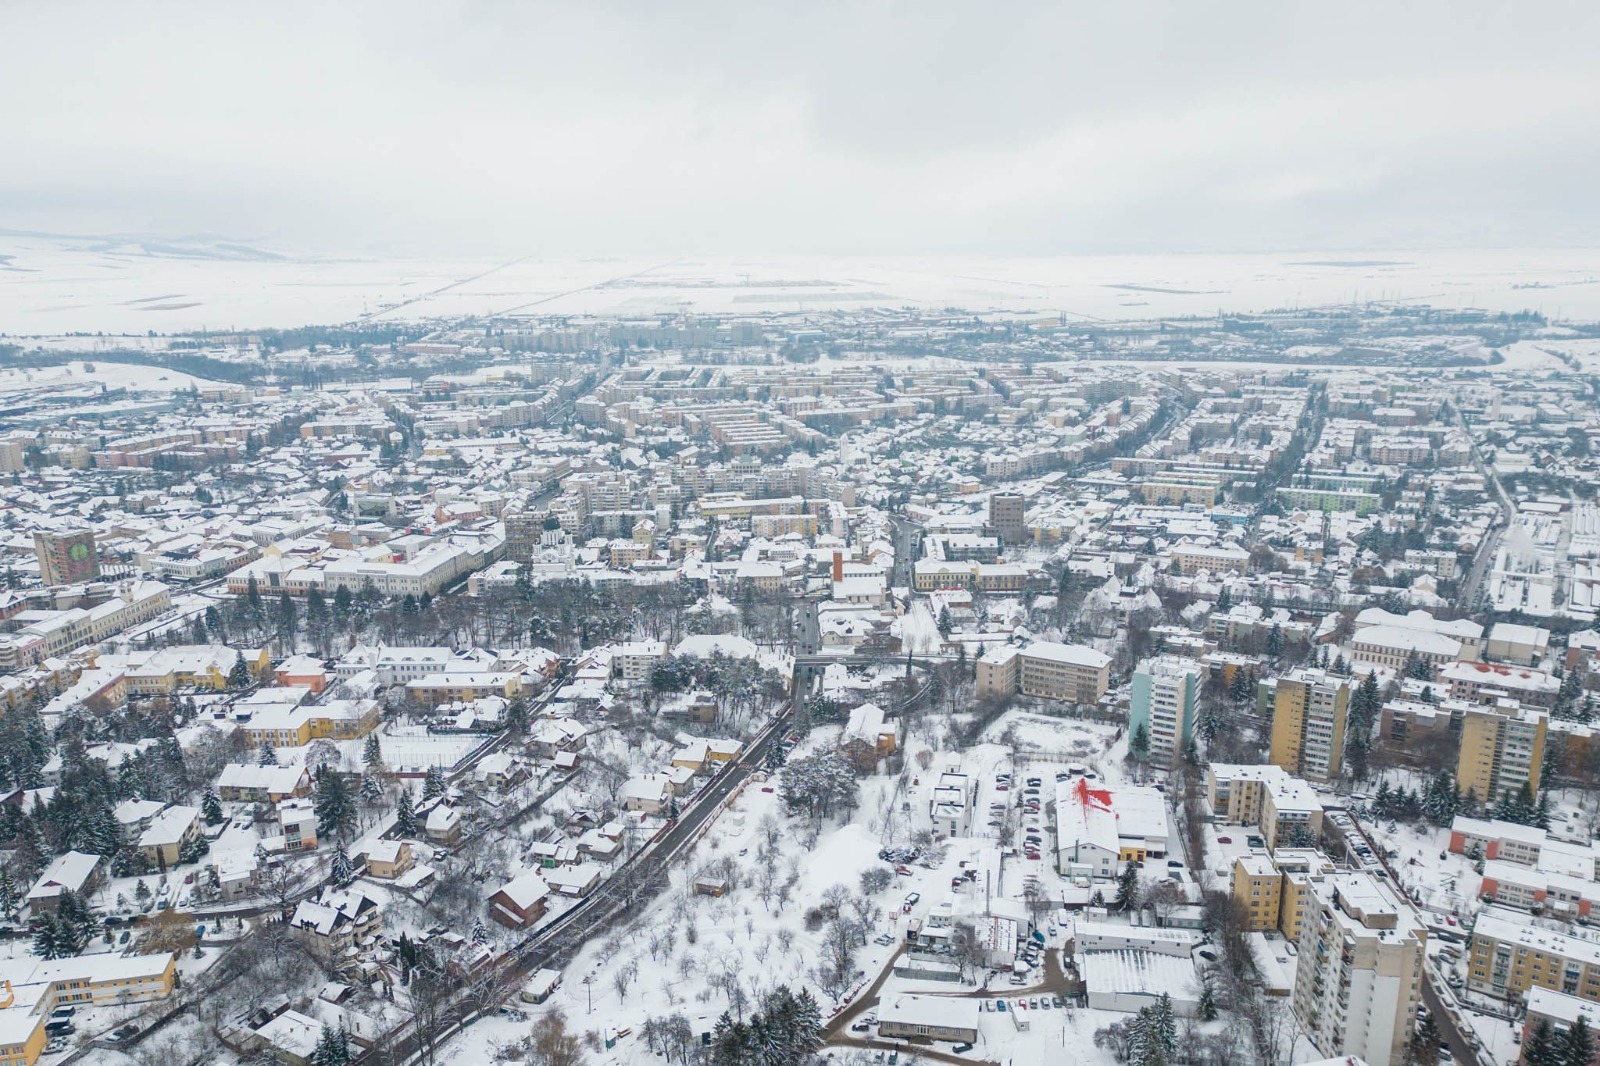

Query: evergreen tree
[1410,1012,1442,1066]
[1113,863,1140,912]
[228,652,251,688]
[1196,970,1218,1021]
[257,742,278,767]
[312,1024,351,1066]
[1266,624,1283,659]
[0,868,17,920]
[1149,993,1178,1064]
[1524,1019,1558,1066]
[306,586,328,625]
[363,733,383,770]
[504,695,529,737]
[32,916,59,959]
[276,591,297,642]
[421,765,445,802]
[360,773,384,807]
[394,788,417,836]
[330,850,355,884]
[314,768,354,840]
[202,787,224,826]
[1558,669,1583,718]
[1561,1014,1595,1066]
[1129,723,1149,763]
[1535,789,1553,830]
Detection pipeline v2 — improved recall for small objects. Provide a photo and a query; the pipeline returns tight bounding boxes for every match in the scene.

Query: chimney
[832,551,843,583]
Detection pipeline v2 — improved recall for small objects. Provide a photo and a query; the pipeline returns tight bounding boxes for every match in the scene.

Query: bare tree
[949,921,988,982]
[407,970,458,1066]
[530,1009,587,1066]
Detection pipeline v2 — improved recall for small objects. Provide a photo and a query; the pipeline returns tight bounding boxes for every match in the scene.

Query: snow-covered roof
[493,871,550,910]
[1024,640,1111,669]
[27,850,101,901]
[1079,948,1198,998]
[138,805,199,848]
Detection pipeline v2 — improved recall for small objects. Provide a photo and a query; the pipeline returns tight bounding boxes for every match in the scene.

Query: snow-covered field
[0,359,221,392]
[4,236,1600,333]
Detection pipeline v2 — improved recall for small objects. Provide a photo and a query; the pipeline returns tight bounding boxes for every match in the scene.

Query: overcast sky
[6,2,1600,257]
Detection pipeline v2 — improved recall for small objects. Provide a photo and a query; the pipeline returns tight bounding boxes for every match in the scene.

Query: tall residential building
[988,492,1027,545]
[33,528,100,586]
[1291,873,1425,1066]
[1129,656,1200,767]
[1270,668,1351,782]
[1456,700,1547,804]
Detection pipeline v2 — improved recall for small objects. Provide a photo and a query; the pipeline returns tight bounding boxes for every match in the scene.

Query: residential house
[841,702,898,770]
[25,851,103,914]
[530,718,587,761]
[425,804,462,845]
[137,805,201,869]
[543,862,604,897]
[364,840,413,880]
[488,871,550,929]
[290,887,383,964]
[278,798,318,853]
[216,763,312,804]
[273,654,330,693]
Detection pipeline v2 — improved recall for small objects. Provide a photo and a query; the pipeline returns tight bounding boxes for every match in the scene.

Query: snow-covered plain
[0,359,221,392]
[4,234,1600,333]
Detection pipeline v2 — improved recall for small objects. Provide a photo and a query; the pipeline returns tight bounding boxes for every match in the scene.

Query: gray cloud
[3,1,1597,256]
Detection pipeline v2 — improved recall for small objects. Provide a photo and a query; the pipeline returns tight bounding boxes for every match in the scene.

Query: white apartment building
[1291,873,1424,1066]
[1129,656,1200,767]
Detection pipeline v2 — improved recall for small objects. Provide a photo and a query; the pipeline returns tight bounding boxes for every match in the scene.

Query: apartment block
[1291,873,1425,1066]
[1019,642,1112,703]
[989,492,1027,545]
[1233,854,1283,932]
[1456,701,1547,804]
[977,641,1112,705]
[1269,668,1351,782]
[1227,848,1337,941]
[33,529,100,586]
[1469,908,1600,1003]
[1128,656,1201,768]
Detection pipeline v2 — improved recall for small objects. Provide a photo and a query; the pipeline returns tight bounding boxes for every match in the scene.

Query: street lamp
[583,975,593,1015]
